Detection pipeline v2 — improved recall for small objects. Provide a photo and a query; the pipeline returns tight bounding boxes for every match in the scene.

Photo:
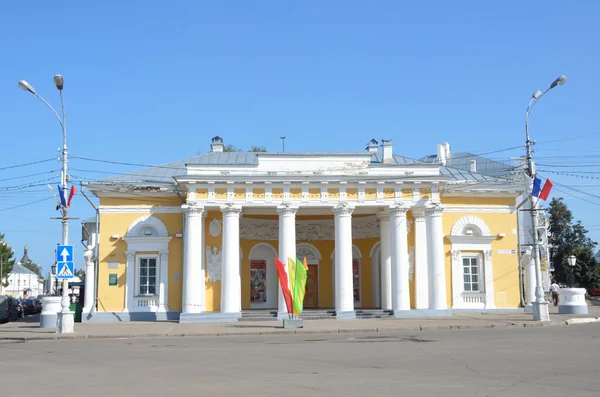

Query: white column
[82,246,95,314]
[124,250,135,312]
[525,248,536,306]
[277,205,297,317]
[378,211,392,310]
[412,207,429,310]
[221,205,242,314]
[333,204,355,318]
[426,205,448,311]
[182,204,204,314]
[390,205,410,313]
[157,250,170,313]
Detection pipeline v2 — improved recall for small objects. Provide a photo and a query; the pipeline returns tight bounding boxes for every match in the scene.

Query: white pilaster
[390,205,410,313]
[426,205,448,311]
[378,211,392,310]
[333,204,356,318]
[277,205,297,317]
[124,250,135,313]
[412,207,429,309]
[221,205,242,314]
[82,246,95,315]
[157,250,170,313]
[182,204,204,314]
[483,250,495,309]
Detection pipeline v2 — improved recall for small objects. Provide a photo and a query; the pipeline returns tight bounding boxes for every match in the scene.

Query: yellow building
[82,137,523,322]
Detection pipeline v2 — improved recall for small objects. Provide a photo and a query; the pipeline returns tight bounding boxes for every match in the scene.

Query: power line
[0,170,58,182]
[0,197,53,212]
[0,158,56,172]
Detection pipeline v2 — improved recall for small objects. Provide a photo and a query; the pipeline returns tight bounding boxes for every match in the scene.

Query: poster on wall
[353,259,360,302]
[251,260,267,303]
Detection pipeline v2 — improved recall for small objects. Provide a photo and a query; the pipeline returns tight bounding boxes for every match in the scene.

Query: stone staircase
[240,309,393,321]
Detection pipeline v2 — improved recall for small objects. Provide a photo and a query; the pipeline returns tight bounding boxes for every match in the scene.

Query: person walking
[550,280,560,306]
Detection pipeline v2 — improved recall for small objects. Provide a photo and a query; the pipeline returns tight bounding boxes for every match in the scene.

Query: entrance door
[304,265,319,308]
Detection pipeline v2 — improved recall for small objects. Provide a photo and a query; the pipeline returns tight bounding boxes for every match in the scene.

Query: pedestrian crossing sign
[57,261,74,279]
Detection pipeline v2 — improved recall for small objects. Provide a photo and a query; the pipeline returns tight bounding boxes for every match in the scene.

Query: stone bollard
[558,288,588,315]
[40,296,62,328]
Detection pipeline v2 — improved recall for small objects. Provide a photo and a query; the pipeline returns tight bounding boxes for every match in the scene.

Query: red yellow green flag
[293,258,308,315]
[288,257,296,301]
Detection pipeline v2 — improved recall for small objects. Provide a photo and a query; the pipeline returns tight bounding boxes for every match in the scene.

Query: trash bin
[69,302,82,322]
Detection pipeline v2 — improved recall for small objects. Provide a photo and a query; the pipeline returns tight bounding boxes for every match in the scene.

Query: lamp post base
[57,309,75,333]
[532,300,550,322]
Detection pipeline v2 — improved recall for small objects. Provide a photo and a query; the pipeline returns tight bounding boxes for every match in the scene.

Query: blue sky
[1,1,600,275]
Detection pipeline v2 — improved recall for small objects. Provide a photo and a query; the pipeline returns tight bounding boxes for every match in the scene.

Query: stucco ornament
[206,245,222,282]
[209,218,222,237]
[408,247,415,281]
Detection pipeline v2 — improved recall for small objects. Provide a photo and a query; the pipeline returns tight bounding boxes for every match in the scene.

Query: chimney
[366,138,378,153]
[443,142,451,158]
[469,159,477,172]
[210,136,224,153]
[381,139,393,164]
[436,144,447,166]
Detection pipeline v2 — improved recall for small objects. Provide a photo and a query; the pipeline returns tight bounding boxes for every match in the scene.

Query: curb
[2,317,599,342]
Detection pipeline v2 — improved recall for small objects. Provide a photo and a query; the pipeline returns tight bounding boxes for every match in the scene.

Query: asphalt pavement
[1,324,599,396]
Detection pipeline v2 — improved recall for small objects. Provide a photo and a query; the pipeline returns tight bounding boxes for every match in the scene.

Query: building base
[392,309,453,318]
[334,311,356,319]
[179,312,241,324]
[524,304,534,313]
[453,308,524,313]
[81,311,180,323]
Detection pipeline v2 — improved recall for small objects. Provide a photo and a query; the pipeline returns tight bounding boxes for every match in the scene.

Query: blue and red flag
[532,178,553,201]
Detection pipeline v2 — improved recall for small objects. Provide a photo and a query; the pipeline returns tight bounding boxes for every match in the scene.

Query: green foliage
[548,198,600,289]
[0,234,15,288]
[74,269,85,280]
[21,261,43,279]
[223,144,267,152]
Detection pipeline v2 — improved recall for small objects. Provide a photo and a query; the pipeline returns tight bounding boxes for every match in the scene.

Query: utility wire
[0,197,53,212]
[0,158,56,172]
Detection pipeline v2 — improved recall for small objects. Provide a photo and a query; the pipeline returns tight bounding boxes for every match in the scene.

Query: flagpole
[524,75,567,322]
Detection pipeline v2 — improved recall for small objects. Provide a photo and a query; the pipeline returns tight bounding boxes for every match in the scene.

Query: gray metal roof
[186,152,259,165]
[370,153,420,165]
[97,151,506,186]
[12,263,37,276]
[420,152,517,178]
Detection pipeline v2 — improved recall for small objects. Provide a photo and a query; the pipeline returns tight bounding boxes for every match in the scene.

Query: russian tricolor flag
[532,177,553,201]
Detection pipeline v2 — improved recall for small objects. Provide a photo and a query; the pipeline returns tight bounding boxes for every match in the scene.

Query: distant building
[5,247,43,298]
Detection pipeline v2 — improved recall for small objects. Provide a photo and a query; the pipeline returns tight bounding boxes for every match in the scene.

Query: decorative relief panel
[205,245,222,281]
[239,215,380,241]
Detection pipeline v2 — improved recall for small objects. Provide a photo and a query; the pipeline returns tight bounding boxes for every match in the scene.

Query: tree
[0,234,15,289]
[548,198,600,289]
[21,262,43,280]
[74,269,85,280]
[223,144,267,152]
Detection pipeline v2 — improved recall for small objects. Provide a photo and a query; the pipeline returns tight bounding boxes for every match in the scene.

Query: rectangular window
[462,257,480,292]
[139,257,157,295]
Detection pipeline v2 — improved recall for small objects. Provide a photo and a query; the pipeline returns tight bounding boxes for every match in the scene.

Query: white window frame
[136,254,159,297]
[461,253,483,293]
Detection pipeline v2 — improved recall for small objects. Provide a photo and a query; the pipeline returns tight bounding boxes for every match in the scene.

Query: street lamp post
[19,75,74,333]
[567,255,577,288]
[525,75,567,321]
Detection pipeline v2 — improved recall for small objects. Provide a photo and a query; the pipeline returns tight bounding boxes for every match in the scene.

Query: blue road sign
[56,245,74,263]
[57,261,74,279]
